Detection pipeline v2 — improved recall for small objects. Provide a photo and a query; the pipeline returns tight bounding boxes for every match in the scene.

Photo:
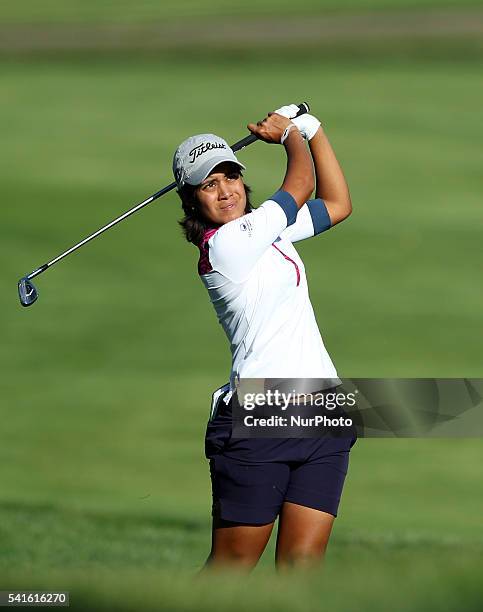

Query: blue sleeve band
[307,198,332,235]
[270,190,298,227]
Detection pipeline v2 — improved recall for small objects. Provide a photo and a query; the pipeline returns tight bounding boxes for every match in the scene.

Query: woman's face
[195,162,247,225]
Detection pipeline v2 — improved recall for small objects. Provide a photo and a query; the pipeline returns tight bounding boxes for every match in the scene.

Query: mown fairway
[1,23,482,612]
[2,0,482,23]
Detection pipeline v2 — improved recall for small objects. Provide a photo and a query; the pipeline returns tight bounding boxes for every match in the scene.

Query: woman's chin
[220,206,246,224]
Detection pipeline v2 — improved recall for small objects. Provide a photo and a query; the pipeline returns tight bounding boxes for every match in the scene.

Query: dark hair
[177,173,253,246]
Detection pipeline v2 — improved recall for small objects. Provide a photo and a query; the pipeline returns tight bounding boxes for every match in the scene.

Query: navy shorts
[206,393,356,525]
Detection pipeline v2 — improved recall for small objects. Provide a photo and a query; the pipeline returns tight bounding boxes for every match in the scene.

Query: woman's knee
[209,521,274,568]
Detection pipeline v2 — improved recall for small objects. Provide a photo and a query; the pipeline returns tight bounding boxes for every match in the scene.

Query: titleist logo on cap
[189,141,226,164]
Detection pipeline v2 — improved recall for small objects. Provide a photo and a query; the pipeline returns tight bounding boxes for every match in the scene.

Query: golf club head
[18,277,38,307]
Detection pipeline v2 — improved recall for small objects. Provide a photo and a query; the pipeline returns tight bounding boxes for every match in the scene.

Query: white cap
[173,133,245,188]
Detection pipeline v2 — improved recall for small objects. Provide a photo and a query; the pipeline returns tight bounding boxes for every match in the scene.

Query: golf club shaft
[26,181,176,280]
[25,102,310,281]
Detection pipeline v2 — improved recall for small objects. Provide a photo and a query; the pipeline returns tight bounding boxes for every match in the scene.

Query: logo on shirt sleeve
[239,217,253,237]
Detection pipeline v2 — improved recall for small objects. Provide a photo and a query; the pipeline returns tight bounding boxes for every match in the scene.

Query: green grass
[1,55,482,609]
[1,507,482,611]
[1,0,482,24]
[2,553,482,612]
[1,477,483,611]
[2,57,482,376]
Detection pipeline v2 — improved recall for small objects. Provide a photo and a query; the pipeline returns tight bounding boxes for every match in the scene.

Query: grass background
[1,0,482,609]
[1,0,482,23]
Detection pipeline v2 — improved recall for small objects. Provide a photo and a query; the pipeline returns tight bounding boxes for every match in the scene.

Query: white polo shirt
[197,191,338,391]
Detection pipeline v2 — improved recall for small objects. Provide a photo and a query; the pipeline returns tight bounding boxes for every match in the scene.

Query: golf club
[18,102,310,307]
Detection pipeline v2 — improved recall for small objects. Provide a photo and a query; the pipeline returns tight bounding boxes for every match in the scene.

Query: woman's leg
[275,501,334,568]
[203,517,275,571]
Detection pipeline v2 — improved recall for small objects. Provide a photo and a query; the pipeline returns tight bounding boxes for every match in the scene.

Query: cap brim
[185,156,246,186]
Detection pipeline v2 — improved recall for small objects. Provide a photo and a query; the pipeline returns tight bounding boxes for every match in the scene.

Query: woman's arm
[247,113,314,208]
[307,127,352,226]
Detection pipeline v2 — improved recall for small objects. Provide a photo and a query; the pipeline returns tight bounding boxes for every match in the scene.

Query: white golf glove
[274,104,301,119]
[274,104,321,141]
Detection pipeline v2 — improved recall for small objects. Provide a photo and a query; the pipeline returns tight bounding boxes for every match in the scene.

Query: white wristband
[292,114,321,141]
[280,123,296,145]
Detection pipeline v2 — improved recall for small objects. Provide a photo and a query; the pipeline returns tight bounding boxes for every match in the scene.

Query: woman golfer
[173,105,354,569]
